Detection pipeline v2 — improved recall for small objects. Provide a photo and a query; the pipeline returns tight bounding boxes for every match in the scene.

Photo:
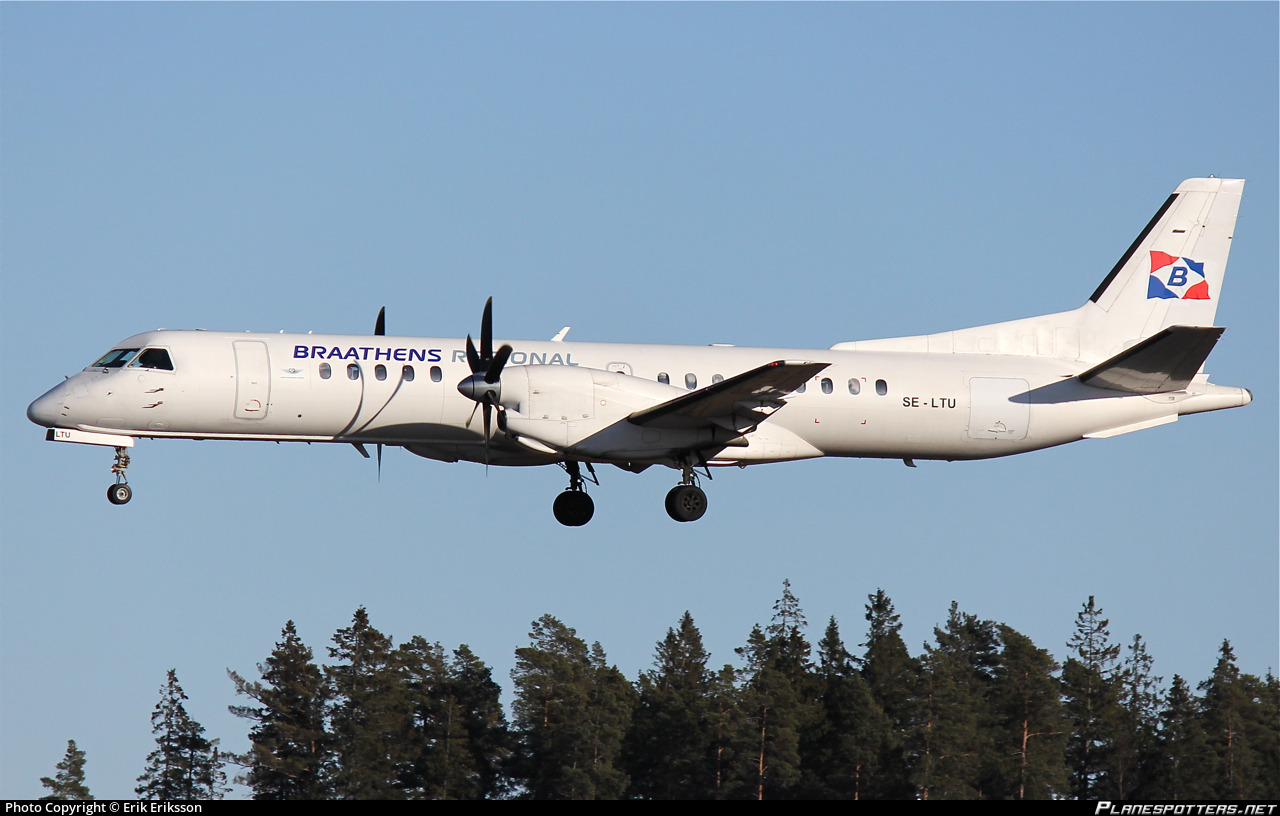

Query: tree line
[39,584,1279,800]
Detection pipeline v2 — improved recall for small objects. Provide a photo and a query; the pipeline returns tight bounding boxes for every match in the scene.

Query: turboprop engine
[495,365,750,462]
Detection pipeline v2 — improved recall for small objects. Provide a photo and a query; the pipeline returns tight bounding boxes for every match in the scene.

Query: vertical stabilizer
[1082,177,1242,360]
[831,178,1244,365]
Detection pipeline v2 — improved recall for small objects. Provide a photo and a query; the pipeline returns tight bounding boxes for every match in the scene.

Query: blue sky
[2,3,1275,799]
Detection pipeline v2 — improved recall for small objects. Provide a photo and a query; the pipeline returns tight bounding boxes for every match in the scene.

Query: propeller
[456,298,513,465]
[375,306,386,477]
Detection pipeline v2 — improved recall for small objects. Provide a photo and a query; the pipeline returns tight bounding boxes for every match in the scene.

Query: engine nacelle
[496,365,732,460]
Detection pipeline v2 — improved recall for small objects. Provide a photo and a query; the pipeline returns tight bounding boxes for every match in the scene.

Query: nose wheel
[553,460,597,526]
[107,446,132,505]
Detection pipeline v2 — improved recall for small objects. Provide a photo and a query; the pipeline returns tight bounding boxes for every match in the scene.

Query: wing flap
[627,360,828,430]
[1077,326,1224,394]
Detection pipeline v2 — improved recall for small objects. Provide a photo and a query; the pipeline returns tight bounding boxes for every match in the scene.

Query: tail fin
[1081,177,1243,360]
[832,177,1244,365]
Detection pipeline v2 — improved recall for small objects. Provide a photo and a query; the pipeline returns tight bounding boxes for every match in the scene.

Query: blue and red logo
[1147,251,1210,300]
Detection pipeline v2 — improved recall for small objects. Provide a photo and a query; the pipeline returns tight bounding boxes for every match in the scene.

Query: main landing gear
[665,460,708,523]
[550,458,711,526]
[107,446,132,505]
[553,460,596,527]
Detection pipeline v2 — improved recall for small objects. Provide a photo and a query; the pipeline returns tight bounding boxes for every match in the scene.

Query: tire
[664,485,707,522]
[553,490,595,527]
[107,483,132,505]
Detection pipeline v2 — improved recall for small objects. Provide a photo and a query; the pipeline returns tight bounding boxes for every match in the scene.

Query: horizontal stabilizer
[628,360,828,430]
[1077,326,1224,394]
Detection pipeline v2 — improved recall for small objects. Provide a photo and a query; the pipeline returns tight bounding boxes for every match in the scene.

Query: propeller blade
[464,400,479,429]
[486,344,512,384]
[482,398,492,468]
[466,334,482,374]
[374,306,386,337]
[480,297,494,364]
[376,443,383,481]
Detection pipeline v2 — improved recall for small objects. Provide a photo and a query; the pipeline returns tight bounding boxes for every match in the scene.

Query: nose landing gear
[107,446,132,505]
[553,460,596,526]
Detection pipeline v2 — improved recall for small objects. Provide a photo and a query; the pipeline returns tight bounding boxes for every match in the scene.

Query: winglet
[551,327,570,342]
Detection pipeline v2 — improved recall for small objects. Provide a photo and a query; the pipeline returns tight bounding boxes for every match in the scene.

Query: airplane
[27,177,1252,526]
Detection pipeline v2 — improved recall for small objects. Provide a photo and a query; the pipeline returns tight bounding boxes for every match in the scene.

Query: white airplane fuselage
[27,330,1249,466]
[26,178,1254,522]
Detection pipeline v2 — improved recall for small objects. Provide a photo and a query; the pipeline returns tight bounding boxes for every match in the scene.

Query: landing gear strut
[665,459,708,522]
[553,460,596,526]
[107,446,132,505]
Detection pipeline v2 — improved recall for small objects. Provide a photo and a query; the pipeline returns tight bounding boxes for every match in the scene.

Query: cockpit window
[129,348,174,371]
[92,348,140,368]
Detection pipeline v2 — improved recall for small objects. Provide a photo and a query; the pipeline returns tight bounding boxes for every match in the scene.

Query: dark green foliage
[624,612,718,799]
[441,644,513,799]
[178,589,1276,800]
[798,617,892,799]
[228,620,332,799]
[1061,596,1123,800]
[136,669,227,800]
[510,615,634,799]
[989,625,1067,799]
[1152,674,1217,799]
[730,580,816,800]
[1112,634,1163,799]
[326,607,409,799]
[857,589,919,799]
[912,602,1000,799]
[395,638,512,799]
[40,740,92,800]
[1199,640,1276,799]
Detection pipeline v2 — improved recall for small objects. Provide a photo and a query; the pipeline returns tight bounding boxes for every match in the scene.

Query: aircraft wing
[1077,326,1224,393]
[626,360,829,432]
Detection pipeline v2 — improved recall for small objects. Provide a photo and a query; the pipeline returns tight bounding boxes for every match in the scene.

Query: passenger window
[319,363,332,380]
[821,378,833,394]
[685,373,697,390]
[658,372,670,385]
[848,378,861,395]
[429,366,441,382]
[712,374,724,384]
[403,365,416,382]
[375,364,387,381]
[796,381,806,393]
[347,364,361,381]
[876,379,888,396]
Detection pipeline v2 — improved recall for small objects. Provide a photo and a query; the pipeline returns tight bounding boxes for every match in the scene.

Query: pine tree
[857,589,918,798]
[1199,640,1273,799]
[40,740,92,800]
[445,644,513,799]
[625,611,718,799]
[510,615,633,799]
[1061,595,1123,799]
[730,580,815,800]
[136,669,227,800]
[1112,633,1163,799]
[1150,675,1216,799]
[989,625,1067,799]
[326,607,410,799]
[912,602,999,799]
[798,617,892,799]
[395,637,511,799]
[228,620,332,799]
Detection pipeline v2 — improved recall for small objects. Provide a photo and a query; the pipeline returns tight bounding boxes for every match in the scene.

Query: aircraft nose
[27,387,64,428]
